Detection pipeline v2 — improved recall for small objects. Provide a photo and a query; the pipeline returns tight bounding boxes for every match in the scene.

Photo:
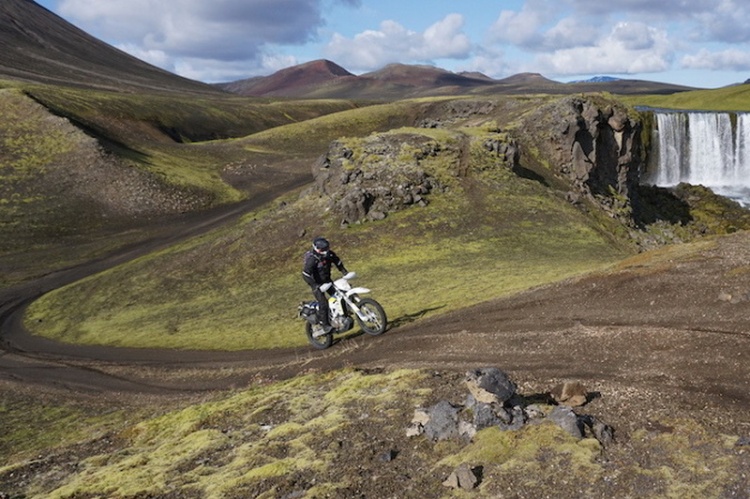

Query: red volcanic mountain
[220,59,355,96]
[219,61,695,100]
[0,0,219,93]
[217,60,498,99]
[360,63,491,87]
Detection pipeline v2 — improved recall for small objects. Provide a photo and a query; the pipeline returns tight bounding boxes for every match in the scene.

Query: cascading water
[652,111,750,206]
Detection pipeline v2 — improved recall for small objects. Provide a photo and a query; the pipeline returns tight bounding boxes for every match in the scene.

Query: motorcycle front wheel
[305,322,333,349]
[355,298,387,335]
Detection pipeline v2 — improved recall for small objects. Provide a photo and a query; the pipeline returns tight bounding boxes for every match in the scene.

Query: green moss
[623,84,750,112]
[25,135,628,350]
[0,89,73,179]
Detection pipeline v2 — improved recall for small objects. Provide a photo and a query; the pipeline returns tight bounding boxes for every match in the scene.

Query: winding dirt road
[3,188,750,437]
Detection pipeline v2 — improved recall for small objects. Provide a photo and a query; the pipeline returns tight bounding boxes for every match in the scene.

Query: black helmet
[312,237,330,254]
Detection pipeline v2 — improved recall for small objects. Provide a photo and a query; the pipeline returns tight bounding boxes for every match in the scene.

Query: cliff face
[518,96,645,219]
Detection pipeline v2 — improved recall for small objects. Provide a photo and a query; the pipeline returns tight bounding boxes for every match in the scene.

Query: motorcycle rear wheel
[305,322,333,349]
[355,298,387,335]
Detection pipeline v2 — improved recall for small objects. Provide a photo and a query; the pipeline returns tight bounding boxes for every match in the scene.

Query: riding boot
[317,311,333,333]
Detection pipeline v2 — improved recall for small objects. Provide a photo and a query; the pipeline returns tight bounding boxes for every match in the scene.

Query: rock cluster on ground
[407,367,615,490]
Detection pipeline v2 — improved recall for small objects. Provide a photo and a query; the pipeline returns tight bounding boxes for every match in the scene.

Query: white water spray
[654,111,750,206]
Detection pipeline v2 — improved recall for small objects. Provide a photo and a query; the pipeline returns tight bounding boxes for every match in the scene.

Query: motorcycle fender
[346,287,370,295]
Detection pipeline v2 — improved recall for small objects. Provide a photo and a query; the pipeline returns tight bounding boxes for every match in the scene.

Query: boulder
[547,406,584,439]
[550,381,588,407]
[424,400,462,441]
[464,367,517,405]
[442,463,481,490]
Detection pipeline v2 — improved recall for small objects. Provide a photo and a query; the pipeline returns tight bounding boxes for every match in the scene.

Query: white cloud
[57,0,344,80]
[456,47,512,78]
[530,22,673,76]
[114,43,172,70]
[172,53,300,83]
[48,0,750,86]
[692,1,750,44]
[489,5,547,48]
[681,48,750,71]
[60,0,326,60]
[566,0,707,17]
[489,3,600,52]
[423,14,472,58]
[324,14,471,72]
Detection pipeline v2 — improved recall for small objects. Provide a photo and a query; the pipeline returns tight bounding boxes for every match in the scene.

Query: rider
[302,237,348,333]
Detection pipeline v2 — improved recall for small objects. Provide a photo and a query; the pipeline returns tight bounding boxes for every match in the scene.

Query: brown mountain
[361,63,492,87]
[218,60,498,99]
[220,61,694,100]
[0,0,219,93]
[219,59,354,96]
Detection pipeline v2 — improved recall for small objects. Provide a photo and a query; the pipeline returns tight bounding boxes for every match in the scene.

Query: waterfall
[653,111,750,206]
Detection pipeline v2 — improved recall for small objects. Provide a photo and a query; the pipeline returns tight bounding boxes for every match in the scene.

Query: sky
[34,0,750,88]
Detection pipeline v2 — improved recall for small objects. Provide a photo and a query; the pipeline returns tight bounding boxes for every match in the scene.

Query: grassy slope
[621,83,750,111]
[6,86,750,497]
[22,83,361,201]
[0,81,362,287]
[24,99,630,350]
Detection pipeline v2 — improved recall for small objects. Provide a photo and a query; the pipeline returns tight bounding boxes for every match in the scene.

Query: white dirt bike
[298,272,387,349]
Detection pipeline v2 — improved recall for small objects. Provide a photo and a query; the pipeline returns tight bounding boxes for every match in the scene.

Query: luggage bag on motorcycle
[298,301,319,324]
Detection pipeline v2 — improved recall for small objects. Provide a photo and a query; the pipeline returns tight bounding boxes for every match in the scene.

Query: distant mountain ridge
[217,61,696,100]
[0,1,697,99]
[569,76,620,83]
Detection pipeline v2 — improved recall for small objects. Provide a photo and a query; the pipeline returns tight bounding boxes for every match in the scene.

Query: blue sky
[34,0,750,88]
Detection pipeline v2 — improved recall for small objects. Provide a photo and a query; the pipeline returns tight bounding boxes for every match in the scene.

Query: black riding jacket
[302,249,347,288]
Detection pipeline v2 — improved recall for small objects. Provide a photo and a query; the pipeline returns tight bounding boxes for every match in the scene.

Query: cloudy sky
[35,0,750,88]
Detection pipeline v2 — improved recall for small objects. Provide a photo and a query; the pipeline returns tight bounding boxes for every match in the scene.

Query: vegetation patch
[2,368,748,498]
[25,127,629,349]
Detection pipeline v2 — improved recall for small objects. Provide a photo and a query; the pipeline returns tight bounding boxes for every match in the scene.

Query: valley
[3,0,750,496]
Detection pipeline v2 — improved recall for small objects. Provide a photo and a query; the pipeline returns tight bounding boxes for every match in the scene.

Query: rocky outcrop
[310,95,643,228]
[311,128,520,225]
[312,134,442,225]
[409,367,615,492]
[520,95,645,221]
[407,367,614,445]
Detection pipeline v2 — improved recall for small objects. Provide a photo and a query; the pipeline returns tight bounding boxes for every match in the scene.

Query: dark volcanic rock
[520,95,645,222]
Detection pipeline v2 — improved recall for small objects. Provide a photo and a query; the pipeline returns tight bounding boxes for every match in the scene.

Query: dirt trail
[2,156,750,438]
[3,212,750,427]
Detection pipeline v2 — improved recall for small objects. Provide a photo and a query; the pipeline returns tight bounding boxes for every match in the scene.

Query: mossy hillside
[4,369,431,499]
[25,84,360,144]
[25,128,630,350]
[19,84,362,205]
[0,89,113,257]
[3,368,748,498]
[0,88,392,286]
[623,84,750,112]
[0,88,242,288]
[235,98,433,158]
[0,389,139,464]
[0,88,74,180]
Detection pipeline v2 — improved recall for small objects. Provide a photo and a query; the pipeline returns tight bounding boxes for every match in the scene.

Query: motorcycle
[298,272,387,349]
